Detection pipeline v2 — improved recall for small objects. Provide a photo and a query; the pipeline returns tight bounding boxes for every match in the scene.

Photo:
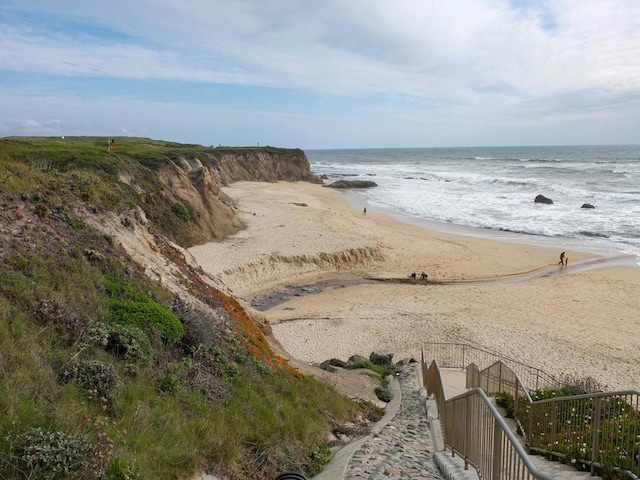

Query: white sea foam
[308,145,640,261]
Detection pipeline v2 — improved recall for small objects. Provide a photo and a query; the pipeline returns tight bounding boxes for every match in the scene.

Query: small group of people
[410,272,429,280]
[559,251,569,267]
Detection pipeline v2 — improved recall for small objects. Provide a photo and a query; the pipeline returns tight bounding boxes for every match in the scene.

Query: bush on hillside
[106,298,184,344]
[171,201,190,221]
[106,322,153,364]
[103,274,184,344]
[5,427,113,480]
[58,360,120,400]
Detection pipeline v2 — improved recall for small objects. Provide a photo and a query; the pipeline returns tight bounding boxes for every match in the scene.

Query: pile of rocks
[317,351,401,372]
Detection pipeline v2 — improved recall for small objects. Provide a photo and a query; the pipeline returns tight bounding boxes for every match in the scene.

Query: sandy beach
[188,181,640,392]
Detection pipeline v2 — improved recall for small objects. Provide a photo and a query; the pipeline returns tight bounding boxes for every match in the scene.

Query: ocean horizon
[306,145,640,265]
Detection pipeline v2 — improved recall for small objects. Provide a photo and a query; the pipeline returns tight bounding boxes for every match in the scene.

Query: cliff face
[136,146,320,246]
[201,147,320,184]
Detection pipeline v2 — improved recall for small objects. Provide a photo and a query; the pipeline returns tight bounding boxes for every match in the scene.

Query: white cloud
[1,0,639,146]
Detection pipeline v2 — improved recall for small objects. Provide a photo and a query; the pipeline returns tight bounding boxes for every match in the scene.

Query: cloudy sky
[1,1,639,149]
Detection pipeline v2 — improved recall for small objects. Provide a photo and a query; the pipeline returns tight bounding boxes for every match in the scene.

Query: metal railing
[526,390,640,477]
[422,349,554,479]
[426,343,640,479]
[423,342,562,392]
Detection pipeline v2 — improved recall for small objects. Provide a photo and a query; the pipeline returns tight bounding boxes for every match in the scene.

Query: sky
[1,1,639,149]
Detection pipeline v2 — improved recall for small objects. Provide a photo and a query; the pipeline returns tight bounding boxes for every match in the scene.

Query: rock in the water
[325,180,378,189]
[581,203,595,209]
[534,194,554,204]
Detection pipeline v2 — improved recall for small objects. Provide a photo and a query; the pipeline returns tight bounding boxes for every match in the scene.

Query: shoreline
[337,187,640,265]
[188,181,640,391]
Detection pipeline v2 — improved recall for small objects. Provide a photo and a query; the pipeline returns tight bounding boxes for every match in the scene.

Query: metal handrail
[425,343,640,478]
[423,342,563,391]
[422,353,554,479]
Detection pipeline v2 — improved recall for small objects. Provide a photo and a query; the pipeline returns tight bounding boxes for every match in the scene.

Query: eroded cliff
[123,145,321,247]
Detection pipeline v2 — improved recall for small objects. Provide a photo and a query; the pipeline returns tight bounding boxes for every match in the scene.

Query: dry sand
[188,181,640,392]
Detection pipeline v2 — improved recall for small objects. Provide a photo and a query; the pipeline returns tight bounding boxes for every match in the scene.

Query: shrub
[103,275,184,344]
[59,360,120,400]
[6,427,113,479]
[358,400,385,422]
[171,202,190,221]
[106,323,153,363]
[494,391,515,418]
[106,298,184,344]
[557,373,605,395]
[103,274,144,301]
[374,385,392,403]
[180,362,231,403]
[176,303,223,349]
[307,443,331,477]
[34,204,51,218]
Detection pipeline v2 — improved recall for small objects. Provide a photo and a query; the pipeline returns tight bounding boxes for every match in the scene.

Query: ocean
[306,145,640,264]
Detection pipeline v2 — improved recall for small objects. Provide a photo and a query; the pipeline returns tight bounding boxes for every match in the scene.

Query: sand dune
[188,181,640,391]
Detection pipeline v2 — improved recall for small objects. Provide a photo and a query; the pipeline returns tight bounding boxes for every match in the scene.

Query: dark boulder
[318,360,337,372]
[534,194,554,204]
[395,358,418,367]
[348,354,367,364]
[581,203,595,209]
[328,358,347,368]
[325,180,378,189]
[369,352,394,366]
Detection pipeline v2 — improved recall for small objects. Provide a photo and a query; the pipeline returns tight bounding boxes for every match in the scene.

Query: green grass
[0,242,361,479]
[0,138,365,479]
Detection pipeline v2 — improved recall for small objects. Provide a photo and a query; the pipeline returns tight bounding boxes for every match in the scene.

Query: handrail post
[590,396,601,475]
[492,416,503,480]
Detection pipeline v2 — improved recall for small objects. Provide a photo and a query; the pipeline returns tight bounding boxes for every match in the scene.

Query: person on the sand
[559,251,566,266]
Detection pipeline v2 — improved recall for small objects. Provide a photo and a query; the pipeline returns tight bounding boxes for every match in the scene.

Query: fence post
[514,381,519,427]
[492,416,503,480]
[550,402,557,459]
[590,396,601,475]
[462,344,466,369]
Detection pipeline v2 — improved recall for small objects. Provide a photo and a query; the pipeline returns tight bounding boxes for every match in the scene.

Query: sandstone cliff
[126,146,321,247]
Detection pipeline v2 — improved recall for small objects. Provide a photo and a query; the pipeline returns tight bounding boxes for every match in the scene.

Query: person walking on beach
[559,251,566,266]
[363,207,367,215]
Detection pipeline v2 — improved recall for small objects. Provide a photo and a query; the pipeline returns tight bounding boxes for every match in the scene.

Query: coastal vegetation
[0,137,370,479]
[494,376,639,480]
